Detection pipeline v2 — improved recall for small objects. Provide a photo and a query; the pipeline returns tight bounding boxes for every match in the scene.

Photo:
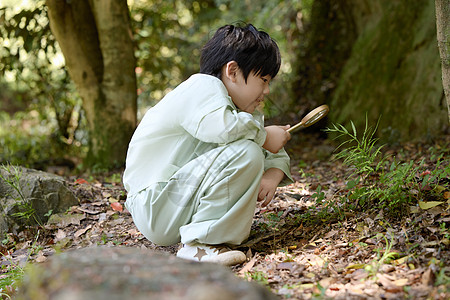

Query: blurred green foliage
[131,0,305,117]
[0,0,306,169]
[0,1,85,168]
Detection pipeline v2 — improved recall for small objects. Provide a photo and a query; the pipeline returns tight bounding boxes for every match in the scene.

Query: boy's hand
[263,125,291,153]
[258,168,285,207]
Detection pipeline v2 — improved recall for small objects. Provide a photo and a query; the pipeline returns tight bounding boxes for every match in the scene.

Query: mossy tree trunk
[435,0,450,123]
[294,0,448,142]
[292,0,357,113]
[46,0,137,169]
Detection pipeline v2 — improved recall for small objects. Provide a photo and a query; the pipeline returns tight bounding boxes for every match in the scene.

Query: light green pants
[125,140,264,246]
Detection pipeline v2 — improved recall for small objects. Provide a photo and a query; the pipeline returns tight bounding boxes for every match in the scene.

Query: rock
[16,247,278,300]
[0,166,78,235]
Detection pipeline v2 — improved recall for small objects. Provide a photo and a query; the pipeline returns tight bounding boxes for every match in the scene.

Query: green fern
[325,116,385,179]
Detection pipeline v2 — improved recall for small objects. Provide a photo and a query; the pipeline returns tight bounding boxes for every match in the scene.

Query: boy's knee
[142,228,180,246]
[229,139,264,169]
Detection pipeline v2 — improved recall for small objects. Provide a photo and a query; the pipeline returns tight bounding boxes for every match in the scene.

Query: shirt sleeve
[263,148,294,186]
[178,77,267,146]
[188,106,267,146]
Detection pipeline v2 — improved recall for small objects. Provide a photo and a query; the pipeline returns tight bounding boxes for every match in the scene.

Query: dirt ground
[1,134,449,299]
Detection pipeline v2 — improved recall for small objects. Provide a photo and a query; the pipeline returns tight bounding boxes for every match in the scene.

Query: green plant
[311,281,327,299]
[364,233,398,276]
[0,262,23,299]
[263,211,284,251]
[0,231,41,298]
[374,159,421,210]
[0,164,42,226]
[309,185,347,221]
[325,117,385,180]
[311,185,325,203]
[376,155,449,214]
[105,172,123,184]
[325,119,450,216]
[0,164,26,202]
[435,266,450,288]
[245,271,269,286]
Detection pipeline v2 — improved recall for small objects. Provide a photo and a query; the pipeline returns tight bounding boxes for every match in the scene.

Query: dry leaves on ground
[1,135,449,299]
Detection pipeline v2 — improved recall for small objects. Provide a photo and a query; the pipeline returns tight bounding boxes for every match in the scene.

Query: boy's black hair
[200,24,281,82]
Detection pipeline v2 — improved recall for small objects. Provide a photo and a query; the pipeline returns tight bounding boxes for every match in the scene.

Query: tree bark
[292,0,357,112]
[46,0,137,168]
[435,0,450,123]
[323,0,446,141]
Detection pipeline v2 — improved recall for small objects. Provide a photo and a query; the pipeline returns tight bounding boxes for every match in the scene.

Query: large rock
[0,166,78,235]
[16,247,278,300]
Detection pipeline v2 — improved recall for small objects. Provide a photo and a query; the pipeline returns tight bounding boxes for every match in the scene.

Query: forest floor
[1,134,449,299]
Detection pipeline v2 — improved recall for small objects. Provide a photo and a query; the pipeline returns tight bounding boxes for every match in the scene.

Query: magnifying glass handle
[287,122,304,133]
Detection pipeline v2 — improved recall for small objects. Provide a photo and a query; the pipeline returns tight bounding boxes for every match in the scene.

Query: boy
[123,24,293,266]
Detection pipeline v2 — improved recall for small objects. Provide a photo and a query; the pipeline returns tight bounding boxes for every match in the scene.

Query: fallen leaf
[324,230,338,239]
[75,178,88,184]
[110,218,124,226]
[74,225,92,238]
[35,250,47,263]
[419,201,443,210]
[409,206,420,214]
[426,226,439,233]
[108,197,119,203]
[377,274,403,292]
[380,264,395,272]
[421,268,434,286]
[47,213,85,227]
[276,262,297,271]
[111,202,123,212]
[346,263,366,270]
[55,229,66,242]
[299,283,314,289]
[351,269,368,280]
[421,240,440,247]
[239,255,257,276]
[98,213,108,222]
[126,228,140,236]
[77,207,101,215]
[392,278,408,287]
[392,255,410,266]
[319,277,332,288]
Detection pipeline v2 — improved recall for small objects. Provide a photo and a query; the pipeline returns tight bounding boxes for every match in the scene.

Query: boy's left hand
[258,168,285,207]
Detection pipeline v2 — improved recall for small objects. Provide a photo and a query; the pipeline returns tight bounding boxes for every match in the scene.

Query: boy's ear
[224,61,240,83]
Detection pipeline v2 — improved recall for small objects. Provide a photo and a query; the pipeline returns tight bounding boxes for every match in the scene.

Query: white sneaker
[176,243,247,266]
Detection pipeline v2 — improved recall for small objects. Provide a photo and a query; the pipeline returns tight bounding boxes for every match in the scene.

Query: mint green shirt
[123,74,292,196]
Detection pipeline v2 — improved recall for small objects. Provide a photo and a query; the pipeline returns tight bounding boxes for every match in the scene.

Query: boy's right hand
[262,125,291,153]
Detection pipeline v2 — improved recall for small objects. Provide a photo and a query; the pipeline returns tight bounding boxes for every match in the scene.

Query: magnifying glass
[287,104,329,133]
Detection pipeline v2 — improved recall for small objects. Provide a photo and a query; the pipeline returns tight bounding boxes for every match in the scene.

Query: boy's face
[224,66,271,113]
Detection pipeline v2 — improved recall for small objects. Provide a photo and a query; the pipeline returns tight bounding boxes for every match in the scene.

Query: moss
[329,0,447,142]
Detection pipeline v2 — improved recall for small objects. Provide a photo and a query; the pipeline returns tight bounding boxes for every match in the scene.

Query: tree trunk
[46,0,137,169]
[323,0,447,142]
[293,0,357,109]
[435,0,450,123]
